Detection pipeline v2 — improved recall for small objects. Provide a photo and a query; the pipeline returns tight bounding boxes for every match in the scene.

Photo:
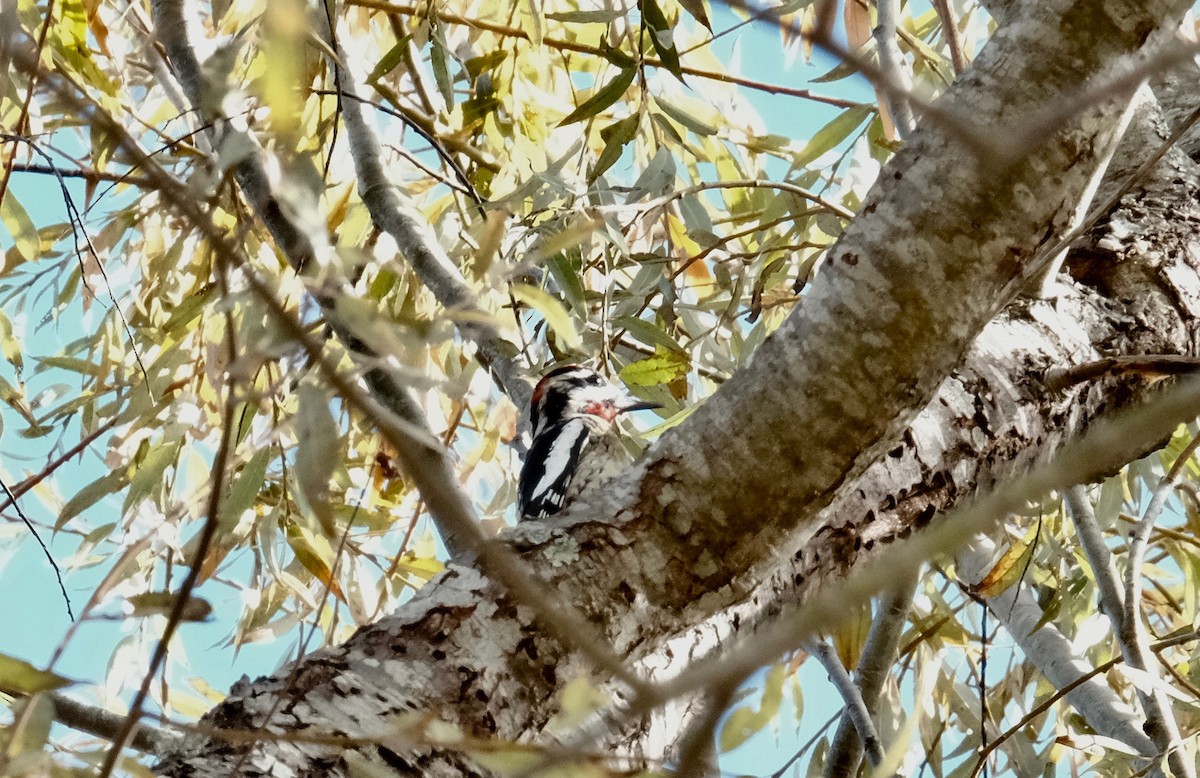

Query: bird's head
[529,365,660,436]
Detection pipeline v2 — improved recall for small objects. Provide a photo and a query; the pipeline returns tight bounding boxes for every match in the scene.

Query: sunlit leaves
[558,66,636,125]
[0,654,72,696]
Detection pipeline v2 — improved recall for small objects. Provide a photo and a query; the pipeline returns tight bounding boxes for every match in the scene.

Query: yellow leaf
[974,522,1039,598]
[510,284,581,349]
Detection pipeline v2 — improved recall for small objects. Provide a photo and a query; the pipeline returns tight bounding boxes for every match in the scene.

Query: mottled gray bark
[154,1,1200,775]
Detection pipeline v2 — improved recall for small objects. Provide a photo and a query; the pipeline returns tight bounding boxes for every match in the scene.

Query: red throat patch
[583,400,618,422]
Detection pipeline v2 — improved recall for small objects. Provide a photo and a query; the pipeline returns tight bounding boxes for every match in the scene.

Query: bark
[154,1,1200,775]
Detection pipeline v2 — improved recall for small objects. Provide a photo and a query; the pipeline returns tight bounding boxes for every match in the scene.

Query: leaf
[719,664,786,752]
[286,522,346,602]
[510,284,582,349]
[57,469,128,531]
[592,114,639,179]
[653,95,717,136]
[295,384,340,536]
[0,652,73,696]
[0,309,23,370]
[793,104,873,169]
[639,0,683,81]
[619,349,689,387]
[367,37,410,82]
[0,193,39,267]
[973,522,1039,598]
[677,0,712,32]
[219,448,271,529]
[558,66,636,126]
[127,591,213,622]
[612,315,686,355]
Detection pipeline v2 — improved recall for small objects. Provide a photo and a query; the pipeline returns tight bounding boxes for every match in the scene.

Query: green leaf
[430,35,454,108]
[220,448,271,529]
[558,66,636,126]
[639,0,683,81]
[719,664,787,752]
[57,469,128,531]
[295,384,340,536]
[127,591,213,621]
[619,349,690,387]
[1,193,39,267]
[592,114,639,179]
[653,95,717,136]
[367,37,410,82]
[0,652,73,696]
[546,253,587,313]
[793,104,873,169]
[677,0,712,31]
[511,284,582,349]
[612,315,686,355]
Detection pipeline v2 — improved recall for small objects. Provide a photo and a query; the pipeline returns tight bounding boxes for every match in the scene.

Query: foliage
[2,0,1198,775]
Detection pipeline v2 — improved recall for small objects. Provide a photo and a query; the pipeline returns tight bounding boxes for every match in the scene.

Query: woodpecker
[518,365,659,519]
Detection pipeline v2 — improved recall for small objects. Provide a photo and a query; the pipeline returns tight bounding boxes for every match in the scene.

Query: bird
[518,365,660,519]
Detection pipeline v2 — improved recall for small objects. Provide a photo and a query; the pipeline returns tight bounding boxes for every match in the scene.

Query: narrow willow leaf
[592,114,639,179]
[0,653,73,696]
[220,448,271,529]
[367,37,410,82]
[677,0,712,31]
[511,284,582,349]
[128,592,213,622]
[973,521,1039,598]
[558,66,636,126]
[0,194,39,266]
[639,0,683,81]
[295,384,340,536]
[793,104,873,169]
[57,469,128,531]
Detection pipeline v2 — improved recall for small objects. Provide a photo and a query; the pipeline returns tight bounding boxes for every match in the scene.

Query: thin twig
[0,133,154,397]
[930,0,968,75]
[344,0,863,109]
[0,477,72,620]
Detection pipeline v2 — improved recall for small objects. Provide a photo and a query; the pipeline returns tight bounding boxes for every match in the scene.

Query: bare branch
[824,574,917,777]
[1120,432,1200,777]
[45,692,182,756]
[873,0,916,138]
[805,638,885,769]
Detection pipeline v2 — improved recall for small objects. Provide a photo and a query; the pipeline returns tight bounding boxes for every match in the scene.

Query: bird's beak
[617,398,663,415]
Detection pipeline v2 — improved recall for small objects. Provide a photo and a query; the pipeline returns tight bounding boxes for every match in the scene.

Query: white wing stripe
[531,421,588,497]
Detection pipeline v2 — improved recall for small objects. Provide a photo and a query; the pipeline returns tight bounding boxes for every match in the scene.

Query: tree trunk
[154,1,1199,775]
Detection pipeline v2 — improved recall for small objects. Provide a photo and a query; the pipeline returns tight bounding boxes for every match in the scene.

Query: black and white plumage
[518,365,659,519]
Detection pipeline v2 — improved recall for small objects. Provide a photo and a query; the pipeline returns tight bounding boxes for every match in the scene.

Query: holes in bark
[482,712,497,734]
[794,573,805,586]
[864,538,876,551]
[432,649,447,660]
[617,581,636,604]
[518,636,538,660]
[377,746,409,770]
[391,644,407,655]
[916,504,937,527]
[542,664,557,686]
